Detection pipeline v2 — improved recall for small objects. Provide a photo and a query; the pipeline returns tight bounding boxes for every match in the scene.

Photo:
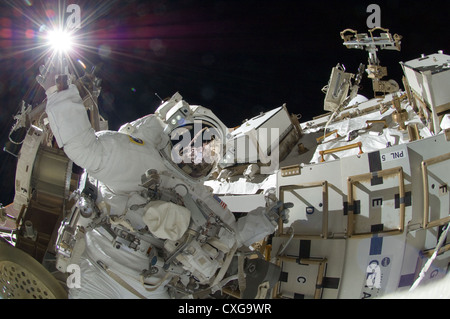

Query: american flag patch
[213,195,227,209]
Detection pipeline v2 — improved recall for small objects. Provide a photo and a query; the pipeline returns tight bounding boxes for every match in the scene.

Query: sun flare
[46,28,74,54]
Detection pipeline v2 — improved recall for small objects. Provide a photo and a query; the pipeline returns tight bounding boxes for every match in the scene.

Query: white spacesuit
[39,60,286,299]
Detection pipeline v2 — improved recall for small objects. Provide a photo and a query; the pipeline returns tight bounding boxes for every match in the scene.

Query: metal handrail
[346,166,405,238]
[278,181,329,239]
[319,142,363,162]
[421,152,450,229]
[275,256,327,299]
[316,129,340,144]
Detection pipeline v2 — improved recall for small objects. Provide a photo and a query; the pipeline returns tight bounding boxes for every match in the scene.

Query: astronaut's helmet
[156,93,228,181]
[169,120,223,179]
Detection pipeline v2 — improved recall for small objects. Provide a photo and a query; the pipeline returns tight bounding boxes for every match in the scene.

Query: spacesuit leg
[69,229,170,299]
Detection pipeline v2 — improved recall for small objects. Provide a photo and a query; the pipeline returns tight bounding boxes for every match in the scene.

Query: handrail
[278,181,329,239]
[316,129,340,144]
[421,243,450,258]
[319,142,363,162]
[421,152,450,229]
[340,28,358,42]
[368,26,392,42]
[275,256,327,299]
[346,166,405,238]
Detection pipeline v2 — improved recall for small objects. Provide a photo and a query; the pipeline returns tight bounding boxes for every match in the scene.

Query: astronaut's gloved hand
[265,200,293,226]
[36,56,70,95]
[236,201,294,247]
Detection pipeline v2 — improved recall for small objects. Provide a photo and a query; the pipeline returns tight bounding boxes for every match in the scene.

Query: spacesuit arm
[235,201,291,247]
[45,84,104,172]
[236,207,277,247]
[46,84,93,148]
[45,83,169,194]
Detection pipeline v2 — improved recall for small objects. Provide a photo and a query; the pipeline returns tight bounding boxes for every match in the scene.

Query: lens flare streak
[1,0,117,74]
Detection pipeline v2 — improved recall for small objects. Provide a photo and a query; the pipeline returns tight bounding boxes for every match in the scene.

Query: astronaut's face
[169,120,222,179]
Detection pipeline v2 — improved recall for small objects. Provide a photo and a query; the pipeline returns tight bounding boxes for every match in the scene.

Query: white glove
[265,200,293,225]
[36,56,70,95]
[236,201,293,247]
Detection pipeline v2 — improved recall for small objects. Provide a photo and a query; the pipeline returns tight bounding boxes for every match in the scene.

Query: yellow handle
[319,142,363,162]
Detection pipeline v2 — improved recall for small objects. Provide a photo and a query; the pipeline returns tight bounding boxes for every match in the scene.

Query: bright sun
[46,29,74,54]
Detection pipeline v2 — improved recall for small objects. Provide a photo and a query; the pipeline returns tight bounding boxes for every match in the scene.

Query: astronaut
[37,58,289,299]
